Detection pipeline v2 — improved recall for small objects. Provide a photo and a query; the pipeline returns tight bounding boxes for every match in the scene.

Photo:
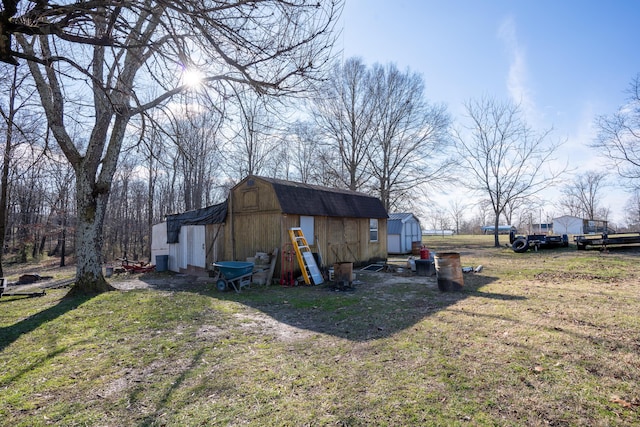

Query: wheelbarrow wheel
[216,279,228,292]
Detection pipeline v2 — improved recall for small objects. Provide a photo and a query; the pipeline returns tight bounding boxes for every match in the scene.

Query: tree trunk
[0,68,18,278]
[147,153,155,261]
[60,206,66,267]
[60,227,66,267]
[493,216,501,248]
[70,172,115,295]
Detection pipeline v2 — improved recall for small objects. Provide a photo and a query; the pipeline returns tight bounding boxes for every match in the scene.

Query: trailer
[510,231,569,253]
[574,232,640,250]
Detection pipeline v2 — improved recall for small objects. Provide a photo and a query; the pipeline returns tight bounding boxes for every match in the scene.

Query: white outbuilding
[553,215,584,235]
[387,213,422,254]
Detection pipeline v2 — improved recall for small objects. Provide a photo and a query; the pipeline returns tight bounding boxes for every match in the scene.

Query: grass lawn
[1,235,639,426]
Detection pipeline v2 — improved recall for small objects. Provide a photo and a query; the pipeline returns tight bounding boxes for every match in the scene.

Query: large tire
[512,237,529,253]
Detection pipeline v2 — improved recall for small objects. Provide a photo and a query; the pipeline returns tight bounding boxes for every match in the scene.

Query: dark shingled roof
[253,176,388,219]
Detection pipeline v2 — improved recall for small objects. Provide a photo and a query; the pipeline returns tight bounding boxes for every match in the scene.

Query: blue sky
[340,0,640,224]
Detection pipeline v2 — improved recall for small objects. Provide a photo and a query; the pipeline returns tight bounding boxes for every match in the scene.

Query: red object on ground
[280,243,295,286]
[122,263,155,273]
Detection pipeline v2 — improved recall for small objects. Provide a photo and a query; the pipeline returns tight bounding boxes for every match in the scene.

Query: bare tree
[0,66,23,276]
[225,88,281,180]
[594,74,640,189]
[44,150,75,267]
[448,199,467,235]
[313,57,376,191]
[454,97,565,247]
[427,205,451,236]
[473,200,493,233]
[624,190,640,230]
[7,1,341,294]
[164,105,225,211]
[0,64,44,272]
[288,120,322,183]
[139,124,162,260]
[560,171,607,220]
[367,63,451,211]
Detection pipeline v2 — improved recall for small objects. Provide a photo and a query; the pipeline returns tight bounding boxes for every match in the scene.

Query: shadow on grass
[137,270,525,342]
[0,291,93,352]
[136,348,205,427]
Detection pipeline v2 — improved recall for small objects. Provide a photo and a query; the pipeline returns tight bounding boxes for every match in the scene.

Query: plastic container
[156,255,169,272]
[415,259,433,276]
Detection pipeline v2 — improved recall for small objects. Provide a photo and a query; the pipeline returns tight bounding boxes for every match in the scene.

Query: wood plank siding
[158,175,388,277]
[226,176,388,272]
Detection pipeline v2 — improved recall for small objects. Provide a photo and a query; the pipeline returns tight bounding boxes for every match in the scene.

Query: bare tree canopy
[5,0,342,294]
[624,189,640,229]
[313,57,376,191]
[367,62,451,211]
[560,170,608,220]
[454,97,565,247]
[312,57,451,208]
[594,74,640,189]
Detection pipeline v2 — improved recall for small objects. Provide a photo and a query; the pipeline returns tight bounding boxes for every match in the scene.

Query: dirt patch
[233,312,316,342]
[109,273,214,292]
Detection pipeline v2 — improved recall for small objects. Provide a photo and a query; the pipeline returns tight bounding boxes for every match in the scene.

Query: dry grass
[0,236,639,426]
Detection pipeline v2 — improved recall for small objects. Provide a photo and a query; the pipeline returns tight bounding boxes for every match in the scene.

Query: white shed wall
[553,216,583,235]
[151,222,169,265]
[388,235,401,254]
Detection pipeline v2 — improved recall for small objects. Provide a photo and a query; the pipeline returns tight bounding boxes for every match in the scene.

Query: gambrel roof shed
[387,212,422,254]
[152,176,389,275]
[255,176,388,218]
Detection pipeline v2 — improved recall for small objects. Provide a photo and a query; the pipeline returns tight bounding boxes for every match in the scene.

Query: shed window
[370,219,378,242]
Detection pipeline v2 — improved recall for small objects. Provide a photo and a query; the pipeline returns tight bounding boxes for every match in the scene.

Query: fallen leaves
[610,395,639,410]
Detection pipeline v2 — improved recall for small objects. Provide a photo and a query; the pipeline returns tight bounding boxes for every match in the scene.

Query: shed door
[406,221,421,252]
[300,216,314,245]
[183,225,206,269]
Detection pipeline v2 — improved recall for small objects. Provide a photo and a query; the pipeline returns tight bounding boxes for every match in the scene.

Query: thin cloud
[498,16,539,125]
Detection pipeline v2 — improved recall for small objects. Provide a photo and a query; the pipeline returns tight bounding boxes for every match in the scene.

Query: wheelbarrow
[212,261,254,292]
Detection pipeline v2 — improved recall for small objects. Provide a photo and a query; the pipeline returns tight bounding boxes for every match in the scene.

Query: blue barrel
[156,255,169,272]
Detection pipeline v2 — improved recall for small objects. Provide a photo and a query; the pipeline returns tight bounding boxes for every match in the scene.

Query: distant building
[387,213,422,254]
[422,229,455,236]
[529,223,553,234]
[553,215,609,235]
[480,225,516,234]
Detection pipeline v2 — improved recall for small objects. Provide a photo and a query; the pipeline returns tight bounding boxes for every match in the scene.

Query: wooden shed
[387,213,422,254]
[152,176,389,276]
[225,176,388,268]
